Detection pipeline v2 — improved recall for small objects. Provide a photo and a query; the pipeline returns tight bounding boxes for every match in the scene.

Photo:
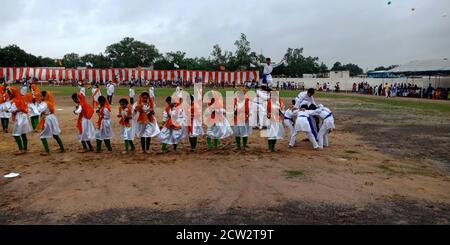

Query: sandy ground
[1,94,450,224]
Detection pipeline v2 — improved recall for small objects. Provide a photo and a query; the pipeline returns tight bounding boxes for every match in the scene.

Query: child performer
[72,93,96,152]
[6,87,32,155]
[91,83,102,108]
[187,94,204,151]
[294,103,320,150]
[266,91,285,152]
[129,83,136,105]
[79,81,86,96]
[133,92,160,154]
[149,85,156,105]
[37,91,65,155]
[0,86,11,133]
[118,98,136,154]
[24,84,42,131]
[20,81,28,96]
[256,57,286,89]
[159,96,187,153]
[283,100,299,148]
[95,96,113,153]
[233,89,252,150]
[205,94,233,149]
[314,104,335,149]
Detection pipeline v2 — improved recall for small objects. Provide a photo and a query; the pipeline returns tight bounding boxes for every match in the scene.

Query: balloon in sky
[387,1,392,5]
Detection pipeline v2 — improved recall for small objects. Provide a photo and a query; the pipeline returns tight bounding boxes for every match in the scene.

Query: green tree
[233,33,252,70]
[63,53,82,68]
[105,37,159,68]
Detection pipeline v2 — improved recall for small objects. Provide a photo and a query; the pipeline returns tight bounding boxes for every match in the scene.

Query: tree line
[0,33,368,77]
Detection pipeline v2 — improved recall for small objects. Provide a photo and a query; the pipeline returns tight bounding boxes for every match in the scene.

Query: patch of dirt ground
[0,94,449,224]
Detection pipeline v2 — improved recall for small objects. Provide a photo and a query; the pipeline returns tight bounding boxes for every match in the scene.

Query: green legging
[162,143,177,152]
[81,141,94,151]
[268,139,277,152]
[235,137,249,149]
[140,137,151,152]
[1,118,9,130]
[30,116,39,130]
[41,135,65,153]
[189,137,198,150]
[124,140,136,152]
[96,139,112,152]
[13,134,28,151]
[206,137,219,148]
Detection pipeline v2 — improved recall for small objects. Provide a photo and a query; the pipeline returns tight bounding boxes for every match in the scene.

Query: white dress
[159,107,187,144]
[9,103,32,136]
[266,103,285,140]
[0,100,12,119]
[206,108,234,139]
[132,102,160,138]
[189,118,204,138]
[37,102,61,139]
[75,105,96,141]
[233,100,252,137]
[119,107,135,141]
[95,108,113,140]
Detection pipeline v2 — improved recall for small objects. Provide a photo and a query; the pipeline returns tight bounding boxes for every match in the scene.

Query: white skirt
[267,121,285,140]
[40,114,61,139]
[159,127,186,145]
[233,124,252,137]
[189,119,204,137]
[12,112,32,136]
[95,119,113,140]
[77,118,96,141]
[134,121,160,138]
[206,119,234,139]
[0,102,11,118]
[120,125,135,141]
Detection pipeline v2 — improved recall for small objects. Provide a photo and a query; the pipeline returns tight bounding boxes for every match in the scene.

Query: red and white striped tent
[0,67,259,84]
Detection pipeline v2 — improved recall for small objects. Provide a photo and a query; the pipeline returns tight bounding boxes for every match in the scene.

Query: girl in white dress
[233,89,252,150]
[117,98,136,154]
[159,96,187,153]
[133,92,160,154]
[72,92,96,153]
[6,87,32,155]
[205,94,233,149]
[24,84,41,131]
[187,94,204,151]
[95,96,113,153]
[266,91,285,152]
[0,86,11,133]
[37,91,65,155]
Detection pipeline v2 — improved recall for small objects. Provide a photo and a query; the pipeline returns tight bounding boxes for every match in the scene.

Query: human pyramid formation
[0,60,335,156]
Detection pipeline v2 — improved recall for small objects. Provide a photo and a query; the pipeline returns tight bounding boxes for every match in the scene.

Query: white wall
[273,76,450,91]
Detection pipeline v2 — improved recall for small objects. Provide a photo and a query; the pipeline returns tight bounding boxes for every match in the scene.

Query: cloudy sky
[1,0,449,70]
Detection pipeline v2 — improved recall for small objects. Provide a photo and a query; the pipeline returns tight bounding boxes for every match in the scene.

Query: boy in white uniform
[313,105,335,149]
[129,84,136,105]
[283,100,299,148]
[295,88,317,109]
[106,81,115,105]
[295,104,320,150]
[256,58,285,89]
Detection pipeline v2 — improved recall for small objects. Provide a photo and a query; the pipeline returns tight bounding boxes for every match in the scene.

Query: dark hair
[307,88,315,95]
[308,104,318,110]
[119,98,129,105]
[165,96,172,104]
[141,92,150,97]
[266,57,271,61]
[291,100,296,105]
[98,96,107,104]
[41,91,47,98]
[300,104,309,109]
[190,95,194,104]
[71,93,78,101]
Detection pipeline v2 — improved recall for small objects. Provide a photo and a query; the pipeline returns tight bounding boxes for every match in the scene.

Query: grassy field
[15,85,450,114]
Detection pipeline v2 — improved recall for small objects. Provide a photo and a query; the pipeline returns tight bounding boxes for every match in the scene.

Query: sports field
[1,86,450,224]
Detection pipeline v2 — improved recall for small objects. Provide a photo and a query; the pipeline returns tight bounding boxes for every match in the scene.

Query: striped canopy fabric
[0,67,259,84]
